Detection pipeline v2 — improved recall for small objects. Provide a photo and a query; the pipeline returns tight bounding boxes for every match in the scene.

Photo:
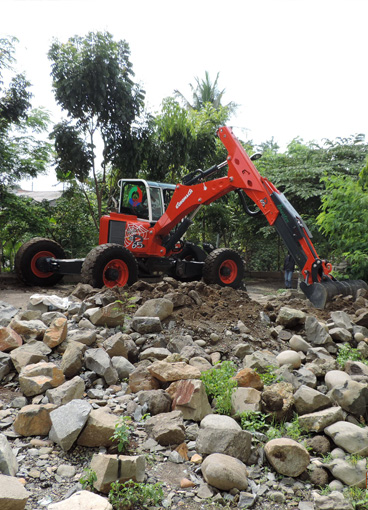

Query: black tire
[15,237,66,286]
[170,242,207,282]
[173,242,207,262]
[81,243,138,288]
[202,248,245,289]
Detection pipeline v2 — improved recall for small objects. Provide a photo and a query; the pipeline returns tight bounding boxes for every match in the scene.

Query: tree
[0,36,52,270]
[0,37,51,192]
[317,174,368,280]
[175,71,237,117]
[48,31,145,225]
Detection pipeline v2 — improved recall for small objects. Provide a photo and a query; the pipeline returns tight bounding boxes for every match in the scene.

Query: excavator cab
[118,179,176,223]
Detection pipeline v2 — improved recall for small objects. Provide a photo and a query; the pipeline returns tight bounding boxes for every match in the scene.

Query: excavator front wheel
[81,244,138,288]
[15,237,66,286]
[203,248,245,289]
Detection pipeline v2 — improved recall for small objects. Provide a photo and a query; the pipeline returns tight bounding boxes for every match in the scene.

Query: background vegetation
[1,33,367,279]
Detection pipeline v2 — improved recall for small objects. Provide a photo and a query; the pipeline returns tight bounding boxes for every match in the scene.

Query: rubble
[0,278,367,509]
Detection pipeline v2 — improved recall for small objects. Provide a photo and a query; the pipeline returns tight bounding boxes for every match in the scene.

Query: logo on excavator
[260,197,268,207]
[175,188,193,209]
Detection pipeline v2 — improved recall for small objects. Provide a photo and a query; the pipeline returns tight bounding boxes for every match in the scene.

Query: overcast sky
[2,0,368,190]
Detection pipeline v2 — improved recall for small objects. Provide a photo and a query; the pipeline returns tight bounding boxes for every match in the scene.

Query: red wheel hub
[31,251,55,278]
[103,259,129,287]
[219,259,238,284]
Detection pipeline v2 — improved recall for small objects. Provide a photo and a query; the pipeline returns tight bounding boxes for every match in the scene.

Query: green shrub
[255,365,279,386]
[336,344,365,369]
[238,411,270,433]
[201,361,237,415]
[79,467,97,491]
[110,416,133,453]
[109,480,164,509]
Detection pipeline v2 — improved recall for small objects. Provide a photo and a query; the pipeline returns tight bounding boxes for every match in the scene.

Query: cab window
[120,182,149,220]
[150,187,164,221]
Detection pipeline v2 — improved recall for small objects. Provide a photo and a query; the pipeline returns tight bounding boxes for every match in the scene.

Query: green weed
[79,467,97,491]
[109,480,164,509]
[201,361,237,416]
[255,365,279,386]
[238,411,271,433]
[110,416,133,453]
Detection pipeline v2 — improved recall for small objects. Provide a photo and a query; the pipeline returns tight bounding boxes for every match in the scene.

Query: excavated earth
[0,273,366,510]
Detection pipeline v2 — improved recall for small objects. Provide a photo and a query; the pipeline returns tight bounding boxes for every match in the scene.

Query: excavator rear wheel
[15,237,65,286]
[203,248,245,289]
[81,244,138,288]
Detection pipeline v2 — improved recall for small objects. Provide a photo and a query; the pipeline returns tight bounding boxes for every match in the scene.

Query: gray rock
[330,311,353,332]
[330,379,368,418]
[144,410,185,446]
[49,399,92,451]
[60,341,86,378]
[134,298,173,320]
[324,421,368,455]
[46,375,85,405]
[140,347,171,361]
[305,316,333,347]
[67,328,96,346]
[0,352,12,380]
[276,307,306,328]
[137,389,172,415]
[0,433,18,475]
[289,334,311,353]
[299,407,345,433]
[200,414,241,431]
[264,438,310,477]
[131,316,162,334]
[196,428,252,463]
[85,348,118,385]
[0,474,31,509]
[324,457,367,487]
[167,334,194,353]
[111,356,135,379]
[0,301,18,326]
[48,489,113,509]
[103,332,138,363]
[201,453,248,491]
[313,490,354,510]
[293,385,331,415]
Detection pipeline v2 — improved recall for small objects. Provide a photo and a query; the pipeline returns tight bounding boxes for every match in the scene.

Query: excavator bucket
[300,279,368,309]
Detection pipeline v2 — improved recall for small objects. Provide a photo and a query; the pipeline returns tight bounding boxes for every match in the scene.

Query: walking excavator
[15,126,367,309]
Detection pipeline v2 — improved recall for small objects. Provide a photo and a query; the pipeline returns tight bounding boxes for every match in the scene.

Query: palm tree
[175,71,237,116]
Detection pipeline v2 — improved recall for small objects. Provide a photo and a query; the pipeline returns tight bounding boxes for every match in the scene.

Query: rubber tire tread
[15,237,66,286]
[81,243,138,288]
[202,248,245,289]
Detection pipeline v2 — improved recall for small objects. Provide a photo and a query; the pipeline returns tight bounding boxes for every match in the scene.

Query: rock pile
[0,278,368,510]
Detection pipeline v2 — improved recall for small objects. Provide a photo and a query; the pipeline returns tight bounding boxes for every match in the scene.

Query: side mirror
[250,153,262,161]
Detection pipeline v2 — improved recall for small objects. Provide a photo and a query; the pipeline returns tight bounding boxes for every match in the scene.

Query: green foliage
[238,411,270,433]
[255,365,279,386]
[0,37,51,192]
[266,414,307,442]
[343,487,368,510]
[109,480,164,510]
[317,174,368,280]
[200,361,237,415]
[48,31,145,220]
[79,468,97,492]
[336,344,367,369]
[110,416,133,453]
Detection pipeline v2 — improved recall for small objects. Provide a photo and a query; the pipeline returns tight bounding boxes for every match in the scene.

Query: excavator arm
[152,126,367,308]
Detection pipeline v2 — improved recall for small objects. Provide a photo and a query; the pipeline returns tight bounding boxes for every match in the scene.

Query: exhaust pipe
[300,279,368,309]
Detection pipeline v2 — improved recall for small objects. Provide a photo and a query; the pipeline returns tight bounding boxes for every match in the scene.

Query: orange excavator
[15,126,367,308]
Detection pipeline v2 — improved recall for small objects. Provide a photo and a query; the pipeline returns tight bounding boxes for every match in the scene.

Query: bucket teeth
[300,280,368,309]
